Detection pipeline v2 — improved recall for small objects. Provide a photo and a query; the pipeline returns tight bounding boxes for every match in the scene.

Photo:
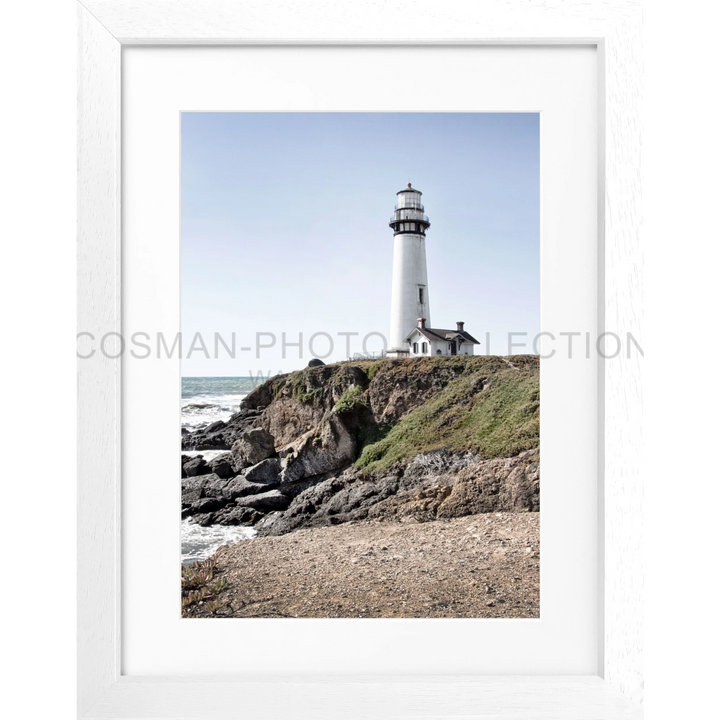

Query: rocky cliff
[181,355,539,535]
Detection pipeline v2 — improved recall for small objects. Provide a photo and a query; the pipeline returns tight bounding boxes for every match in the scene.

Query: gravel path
[201,513,539,618]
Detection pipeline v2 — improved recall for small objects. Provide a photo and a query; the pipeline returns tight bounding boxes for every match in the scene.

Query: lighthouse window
[418,287,424,304]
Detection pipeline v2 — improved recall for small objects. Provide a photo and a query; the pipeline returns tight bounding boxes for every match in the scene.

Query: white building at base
[405,319,480,357]
[386,184,480,358]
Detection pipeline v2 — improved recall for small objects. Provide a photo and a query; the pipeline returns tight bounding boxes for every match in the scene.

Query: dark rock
[244,457,282,485]
[209,452,234,478]
[181,470,280,522]
[182,420,231,451]
[202,474,232,497]
[181,486,205,517]
[192,512,217,527]
[281,413,356,483]
[181,488,203,507]
[181,407,262,451]
[190,496,227,514]
[182,455,211,478]
[231,427,276,470]
[181,475,211,494]
[222,476,272,501]
[257,449,539,537]
[236,489,290,512]
[214,505,264,526]
[308,358,325,367]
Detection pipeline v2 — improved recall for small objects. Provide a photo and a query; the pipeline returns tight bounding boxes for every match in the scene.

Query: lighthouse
[385,183,481,358]
[387,183,432,353]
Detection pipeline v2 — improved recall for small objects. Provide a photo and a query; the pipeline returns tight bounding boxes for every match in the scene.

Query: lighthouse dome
[396,182,422,195]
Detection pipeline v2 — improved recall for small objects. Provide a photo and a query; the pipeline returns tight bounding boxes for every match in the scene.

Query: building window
[422,342,428,354]
[412,342,418,354]
[418,287,424,304]
[436,349,442,355]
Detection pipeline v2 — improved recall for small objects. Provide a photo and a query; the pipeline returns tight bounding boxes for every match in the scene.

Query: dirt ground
[196,513,539,618]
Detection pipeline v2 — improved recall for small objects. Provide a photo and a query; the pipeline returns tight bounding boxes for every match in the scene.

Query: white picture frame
[77,1,643,717]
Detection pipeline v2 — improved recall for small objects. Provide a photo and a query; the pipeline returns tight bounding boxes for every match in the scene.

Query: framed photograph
[175,112,542,620]
[78,1,642,717]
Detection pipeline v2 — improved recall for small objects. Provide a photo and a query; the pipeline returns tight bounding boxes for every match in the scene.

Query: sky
[181,113,539,377]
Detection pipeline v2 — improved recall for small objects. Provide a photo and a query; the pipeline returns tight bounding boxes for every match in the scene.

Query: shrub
[335,385,367,414]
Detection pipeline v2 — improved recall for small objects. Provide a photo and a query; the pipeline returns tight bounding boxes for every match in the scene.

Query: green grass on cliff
[248,355,539,472]
[335,384,367,413]
[356,356,539,472]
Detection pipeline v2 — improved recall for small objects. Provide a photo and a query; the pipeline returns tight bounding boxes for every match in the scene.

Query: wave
[181,377,270,431]
[181,393,246,430]
[182,449,228,462]
[181,519,255,565]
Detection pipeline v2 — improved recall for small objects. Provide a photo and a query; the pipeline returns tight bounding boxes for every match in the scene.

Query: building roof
[405,326,481,345]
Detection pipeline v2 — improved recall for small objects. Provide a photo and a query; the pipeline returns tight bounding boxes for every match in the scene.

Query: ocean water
[181,376,263,430]
[181,376,265,563]
[181,519,256,565]
[182,449,228,462]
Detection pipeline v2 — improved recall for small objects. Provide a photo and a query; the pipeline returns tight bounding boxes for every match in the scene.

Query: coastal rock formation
[236,489,289,512]
[366,359,472,423]
[255,448,538,536]
[281,412,357,483]
[244,457,282,484]
[208,453,234,478]
[436,453,539,517]
[181,356,540,534]
[231,427,276,469]
[181,407,262,451]
[181,455,211,478]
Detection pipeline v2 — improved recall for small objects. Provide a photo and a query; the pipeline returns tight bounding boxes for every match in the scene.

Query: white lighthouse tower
[387,183,432,354]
